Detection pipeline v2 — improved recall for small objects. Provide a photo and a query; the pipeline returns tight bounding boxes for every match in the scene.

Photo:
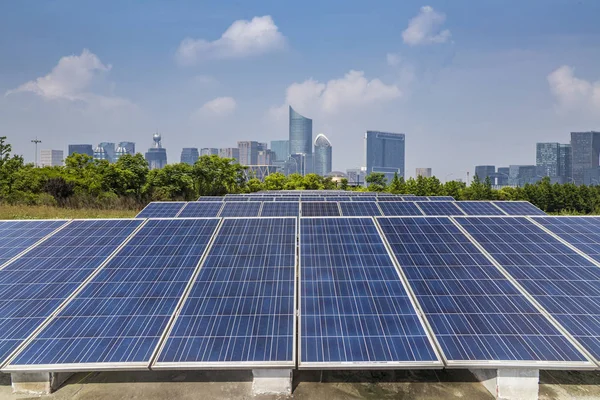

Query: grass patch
[0,205,138,220]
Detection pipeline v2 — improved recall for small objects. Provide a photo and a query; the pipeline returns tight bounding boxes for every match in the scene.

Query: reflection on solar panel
[156,218,296,367]
[300,217,440,367]
[493,201,545,215]
[455,201,506,216]
[378,202,423,216]
[378,217,588,366]
[533,217,600,262]
[456,217,600,362]
[417,201,465,216]
[260,202,299,217]
[8,219,219,369]
[339,202,381,216]
[0,219,143,366]
[178,202,223,218]
[218,202,261,217]
[136,202,186,218]
[427,196,455,201]
[196,197,223,202]
[301,202,341,217]
[0,221,67,266]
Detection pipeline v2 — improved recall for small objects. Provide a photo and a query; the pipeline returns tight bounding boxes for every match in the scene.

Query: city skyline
[2,1,599,178]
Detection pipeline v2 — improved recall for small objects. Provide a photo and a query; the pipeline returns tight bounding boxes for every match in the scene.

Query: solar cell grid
[136,202,187,218]
[401,196,426,201]
[300,217,440,367]
[156,218,296,367]
[351,196,377,202]
[8,218,220,368]
[378,201,423,216]
[218,202,261,217]
[455,201,506,216]
[178,202,223,218]
[260,202,299,217]
[533,216,600,262]
[0,219,143,366]
[455,216,600,363]
[0,220,68,267]
[378,196,405,202]
[339,202,381,216]
[196,197,223,202]
[377,217,589,366]
[301,202,341,217]
[427,196,455,201]
[493,201,546,215]
[417,201,465,216]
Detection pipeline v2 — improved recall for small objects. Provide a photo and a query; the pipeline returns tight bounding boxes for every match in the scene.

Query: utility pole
[31,138,41,167]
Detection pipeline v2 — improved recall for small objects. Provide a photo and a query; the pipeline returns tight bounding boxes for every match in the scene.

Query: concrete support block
[470,368,539,400]
[252,369,292,395]
[11,372,73,395]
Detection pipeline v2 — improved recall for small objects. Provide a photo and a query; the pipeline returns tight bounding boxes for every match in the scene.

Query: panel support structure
[11,372,73,395]
[470,369,539,400]
[252,369,292,396]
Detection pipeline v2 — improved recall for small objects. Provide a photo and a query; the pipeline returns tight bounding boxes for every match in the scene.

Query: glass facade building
[200,148,219,156]
[68,144,94,157]
[365,131,405,183]
[238,141,260,165]
[145,133,167,170]
[496,167,509,186]
[270,140,289,162]
[118,142,135,155]
[536,142,572,184]
[571,131,600,185]
[289,106,312,155]
[180,148,200,165]
[219,148,239,162]
[474,165,495,182]
[313,134,332,176]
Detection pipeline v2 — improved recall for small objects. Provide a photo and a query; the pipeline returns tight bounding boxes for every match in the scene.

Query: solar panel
[0,220,68,267]
[274,197,300,202]
[324,196,351,202]
[339,202,382,216]
[401,196,426,201]
[378,202,423,216]
[300,217,440,367]
[196,197,223,202]
[260,202,299,217]
[532,217,600,262]
[492,201,546,215]
[351,196,377,202]
[223,196,249,201]
[136,202,187,218]
[378,196,405,202]
[7,219,220,369]
[378,217,589,367]
[455,201,506,216]
[218,202,261,217]
[155,218,296,367]
[301,202,341,217]
[178,202,223,218]
[0,219,143,367]
[455,216,600,363]
[427,196,455,201]
[417,201,465,216]
[301,196,326,201]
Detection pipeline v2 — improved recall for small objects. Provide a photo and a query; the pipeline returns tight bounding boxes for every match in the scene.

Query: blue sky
[1,0,600,179]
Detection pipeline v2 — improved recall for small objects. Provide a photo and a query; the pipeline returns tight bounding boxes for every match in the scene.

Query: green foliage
[246,178,264,193]
[264,173,286,190]
[365,172,387,192]
[193,155,247,196]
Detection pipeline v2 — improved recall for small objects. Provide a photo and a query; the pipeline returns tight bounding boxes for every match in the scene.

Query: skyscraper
[145,133,167,170]
[40,150,63,167]
[508,165,538,186]
[365,131,405,183]
[474,165,495,181]
[118,141,135,155]
[270,140,289,162]
[200,148,219,156]
[497,167,509,186]
[536,143,572,183]
[416,168,432,178]
[289,106,313,175]
[68,144,94,157]
[219,148,240,162]
[98,142,116,163]
[238,141,260,165]
[181,148,200,165]
[257,149,275,165]
[313,134,332,176]
[571,131,600,185]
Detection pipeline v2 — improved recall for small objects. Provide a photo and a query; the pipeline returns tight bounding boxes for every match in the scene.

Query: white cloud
[5,49,134,109]
[386,53,402,67]
[270,70,401,118]
[402,6,451,46]
[548,65,600,113]
[176,15,285,66]
[192,96,237,119]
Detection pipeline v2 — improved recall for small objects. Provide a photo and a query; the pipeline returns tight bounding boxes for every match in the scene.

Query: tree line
[0,137,598,213]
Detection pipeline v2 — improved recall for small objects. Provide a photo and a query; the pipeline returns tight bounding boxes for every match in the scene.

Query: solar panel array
[136,202,187,218]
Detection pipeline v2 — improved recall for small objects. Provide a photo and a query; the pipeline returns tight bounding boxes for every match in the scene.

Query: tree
[113,154,149,200]
[303,174,324,190]
[264,173,287,191]
[192,155,247,196]
[284,174,305,190]
[44,177,75,205]
[365,172,387,192]
[339,178,349,191]
[246,178,264,193]
[144,163,196,200]
[388,172,404,194]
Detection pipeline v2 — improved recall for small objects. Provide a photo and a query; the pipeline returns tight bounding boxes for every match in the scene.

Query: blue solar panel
[493,201,546,215]
[260,202,299,217]
[533,217,600,262]
[275,197,299,202]
[196,196,223,202]
[223,196,249,201]
[178,202,223,218]
[339,202,381,216]
[8,219,219,368]
[156,218,296,366]
[378,202,423,216]
[401,196,426,201]
[300,217,440,367]
[417,201,465,216]
[378,217,588,366]
[456,217,600,363]
[427,196,455,201]
[0,220,67,266]
[218,202,261,217]
[324,196,351,201]
[0,219,143,366]
[351,196,377,202]
[301,202,341,217]
[378,196,405,202]
[136,202,187,218]
[455,201,506,216]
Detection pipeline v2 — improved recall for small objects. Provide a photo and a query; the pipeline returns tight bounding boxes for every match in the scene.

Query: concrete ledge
[252,369,292,395]
[11,372,73,395]
[470,368,539,400]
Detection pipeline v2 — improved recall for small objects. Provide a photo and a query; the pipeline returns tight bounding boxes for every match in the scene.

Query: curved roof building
[289,106,312,156]
[314,133,333,176]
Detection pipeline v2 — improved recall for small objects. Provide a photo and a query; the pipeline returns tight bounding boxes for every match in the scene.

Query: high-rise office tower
[97,142,116,163]
[313,134,332,176]
[257,149,275,165]
[497,167,509,186]
[508,165,538,186]
[571,131,600,185]
[416,168,432,178]
[144,133,167,170]
[536,143,572,183]
[270,140,289,162]
[346,167,367,186]
[474,165,495,181]
[238,141,260,165]
[118,141,135,155]
[365,131,405,183]
[68,144,94,157]
[114,145,128,162]
[289,106,313,175]
[181,148,200,165]
[40,150,64,167]
[200,148,219,156]
[94,145,109,161]
[559,144,573,184]
[219,148,240,162]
